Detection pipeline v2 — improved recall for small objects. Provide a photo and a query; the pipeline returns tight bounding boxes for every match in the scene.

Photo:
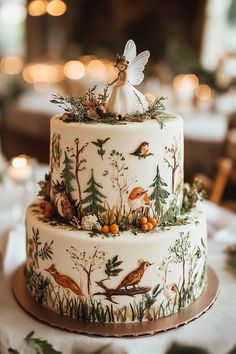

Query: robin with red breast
[128,187,150,211]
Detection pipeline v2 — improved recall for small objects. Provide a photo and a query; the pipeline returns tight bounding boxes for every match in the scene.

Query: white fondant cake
[26,202,207,322]
[24,39,208,324]
[50,115,184,214]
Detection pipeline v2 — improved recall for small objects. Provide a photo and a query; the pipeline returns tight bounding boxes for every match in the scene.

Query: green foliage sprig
[37,173,51,200]
[181,178,206,214]
[145,96,169,128]
[51,86,110,123]
[50,88,169,126]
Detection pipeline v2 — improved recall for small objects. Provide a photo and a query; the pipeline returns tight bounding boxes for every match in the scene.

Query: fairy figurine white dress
[107,39,150,116]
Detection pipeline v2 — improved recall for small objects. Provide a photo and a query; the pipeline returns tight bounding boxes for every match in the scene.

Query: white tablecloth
[0,184,236,354]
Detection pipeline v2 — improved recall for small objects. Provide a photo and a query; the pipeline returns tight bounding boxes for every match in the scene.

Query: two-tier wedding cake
[25,40,207,324]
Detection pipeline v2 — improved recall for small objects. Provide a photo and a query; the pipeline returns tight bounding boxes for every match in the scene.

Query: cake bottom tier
[25,201,207,323]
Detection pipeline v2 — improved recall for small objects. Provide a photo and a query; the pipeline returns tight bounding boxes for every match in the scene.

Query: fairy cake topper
[107,39,150,116]
[51,39,167,125]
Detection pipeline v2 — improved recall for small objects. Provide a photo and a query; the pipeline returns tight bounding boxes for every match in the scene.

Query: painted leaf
[105,255,123,278]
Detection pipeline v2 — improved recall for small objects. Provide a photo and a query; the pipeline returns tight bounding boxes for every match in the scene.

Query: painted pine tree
[81,169,106,215]
[149,164,169,217]
[60,151,75,194]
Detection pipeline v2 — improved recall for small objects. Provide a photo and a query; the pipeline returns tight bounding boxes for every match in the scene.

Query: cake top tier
[51,39,170,125]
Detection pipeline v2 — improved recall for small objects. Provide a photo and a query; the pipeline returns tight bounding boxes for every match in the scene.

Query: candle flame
[12,155,28,168]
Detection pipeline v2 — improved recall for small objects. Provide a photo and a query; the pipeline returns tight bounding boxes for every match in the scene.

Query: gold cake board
[12,264,219,337]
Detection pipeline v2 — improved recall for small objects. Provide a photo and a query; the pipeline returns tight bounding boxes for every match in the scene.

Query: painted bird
[130,142,153,159]
[116,261,153,290]
[45,264,84,299]
[128,187,151,211]
[163,283,178,302]
[52,181,75,221]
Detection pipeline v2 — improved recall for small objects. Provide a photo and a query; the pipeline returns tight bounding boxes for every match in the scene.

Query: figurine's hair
[115,54,129,67]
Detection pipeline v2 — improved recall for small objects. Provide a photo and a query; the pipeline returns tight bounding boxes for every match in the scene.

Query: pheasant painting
[116,261,153,290]
[45,264,84,299]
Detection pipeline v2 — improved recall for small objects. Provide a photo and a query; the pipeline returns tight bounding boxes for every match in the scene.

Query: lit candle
[7,155,33,183]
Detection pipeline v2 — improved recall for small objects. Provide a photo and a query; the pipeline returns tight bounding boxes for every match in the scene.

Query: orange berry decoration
[101,225,110,234]
[140,216,148,225]
[148,217,157,226]
[109,224,119,234]
[147,222,153,231]
[141,224,149,232]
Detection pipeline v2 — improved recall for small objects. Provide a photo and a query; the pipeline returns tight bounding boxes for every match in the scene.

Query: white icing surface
[25,202,207,322]
[50,115,184,213]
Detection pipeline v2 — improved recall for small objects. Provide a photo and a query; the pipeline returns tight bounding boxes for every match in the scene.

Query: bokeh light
[12,155,28,169]
[79,55,96,64]
[64,61,85,80]
[28,0,47,16]
[173,74,199,92]
[47,0,67,16]
[0,57,23,75]
[22,63,64,83]
[195,84,212,101]
[87,59,107,81]
[0,3,27,24]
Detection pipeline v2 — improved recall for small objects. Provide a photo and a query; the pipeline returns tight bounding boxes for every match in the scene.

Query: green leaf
[25,331,62,354]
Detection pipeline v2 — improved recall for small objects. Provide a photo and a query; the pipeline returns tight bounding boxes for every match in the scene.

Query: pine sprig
[145,96,169,128]
[105,255,123,278]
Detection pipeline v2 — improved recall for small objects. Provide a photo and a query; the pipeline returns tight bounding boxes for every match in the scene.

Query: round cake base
[12,264,219,337]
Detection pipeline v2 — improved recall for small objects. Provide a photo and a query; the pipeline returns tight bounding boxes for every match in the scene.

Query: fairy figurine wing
[124,39,150,86]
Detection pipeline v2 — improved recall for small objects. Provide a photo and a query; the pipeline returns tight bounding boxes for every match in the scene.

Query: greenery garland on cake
[50,86,169,128]
[36,171,205,237]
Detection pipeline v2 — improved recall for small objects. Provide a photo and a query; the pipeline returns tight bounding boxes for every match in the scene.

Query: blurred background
[0,0,236,209]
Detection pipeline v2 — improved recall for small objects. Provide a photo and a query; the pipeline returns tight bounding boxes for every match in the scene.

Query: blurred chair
[195,157,233,206]
[209,158,233,204]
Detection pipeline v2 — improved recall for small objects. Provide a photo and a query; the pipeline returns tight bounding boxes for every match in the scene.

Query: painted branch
[94,281,152,303]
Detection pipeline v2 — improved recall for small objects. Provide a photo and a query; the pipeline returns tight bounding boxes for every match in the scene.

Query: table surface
[0,170,236,354]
